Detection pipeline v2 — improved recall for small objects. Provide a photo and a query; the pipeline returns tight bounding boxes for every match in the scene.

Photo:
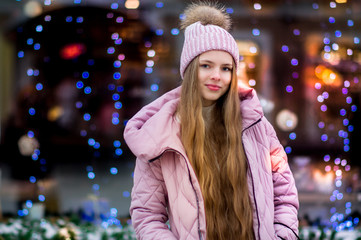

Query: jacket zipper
[147,117,262,240]
[149,149,203,240]
[242,117,262,240]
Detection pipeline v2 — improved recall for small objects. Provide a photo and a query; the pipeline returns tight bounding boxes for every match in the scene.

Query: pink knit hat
[180,21,240,79]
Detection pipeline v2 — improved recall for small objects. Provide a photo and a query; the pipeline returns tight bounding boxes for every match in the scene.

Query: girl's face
[198,50,233,107]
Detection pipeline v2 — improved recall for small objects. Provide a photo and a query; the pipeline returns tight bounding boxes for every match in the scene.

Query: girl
[124,2,299,239]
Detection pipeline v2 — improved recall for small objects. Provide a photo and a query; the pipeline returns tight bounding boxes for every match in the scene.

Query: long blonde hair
[178,56,254,240]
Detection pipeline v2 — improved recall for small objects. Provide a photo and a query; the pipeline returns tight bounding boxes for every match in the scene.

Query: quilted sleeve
[130,158,177,240]
[264,119,299,240]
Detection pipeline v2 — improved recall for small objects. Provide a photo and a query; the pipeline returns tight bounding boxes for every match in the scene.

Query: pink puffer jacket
[124,86,299,240]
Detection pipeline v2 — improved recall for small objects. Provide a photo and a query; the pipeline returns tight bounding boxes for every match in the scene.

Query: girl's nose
[211,69,221,81]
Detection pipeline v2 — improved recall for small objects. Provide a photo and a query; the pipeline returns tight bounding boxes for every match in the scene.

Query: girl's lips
[206,84,221,91]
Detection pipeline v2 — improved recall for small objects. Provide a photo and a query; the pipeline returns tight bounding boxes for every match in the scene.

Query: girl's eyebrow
[199,59,233,66]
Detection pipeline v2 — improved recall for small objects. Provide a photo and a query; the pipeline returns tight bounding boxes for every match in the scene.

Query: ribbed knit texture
[180,21,239,79]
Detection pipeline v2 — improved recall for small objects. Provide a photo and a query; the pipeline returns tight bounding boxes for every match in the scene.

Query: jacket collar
[123,85,264,161]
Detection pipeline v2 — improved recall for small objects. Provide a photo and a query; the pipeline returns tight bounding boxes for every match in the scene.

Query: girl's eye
[200,64,209,68]
[223,67,232,71]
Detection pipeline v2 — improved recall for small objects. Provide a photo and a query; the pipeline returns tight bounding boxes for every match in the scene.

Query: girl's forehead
[199,50,233,64]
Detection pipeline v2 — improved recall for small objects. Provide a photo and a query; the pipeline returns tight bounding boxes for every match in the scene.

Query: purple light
[343,119,349,126]
[252,28,260,36]
[114,60,121,68]
[18,51,24,58]
[354,37,360,44]
[116,17,124,23]
[335,30,342,37]
[114,101,122,109]
[320,104,327,112]
[315,82,321,89]
[36,83,43,91]
[156,2,164,8]
[318,121,325,129]
[289,132,296,140]
[346,97,352,104]
[340,109,346,116]
[226,8,234,14]
[115,148,123,156]
[107,47,115,54]
[151,84,159,92]
[76,81,84,89]
[76,101,83,109]
[351,105,357,112]
[285,146,292,154]
[111,3,118,9]
[112,93,120,101]
[113,72,121,80]
[29,108,36,115]
[145,67,153,74]
[144,41,152,48]
[155,29,164,36]
[82,71,89,79]
[281,45,289,52]
[88,172,95,179]
[108,84,115,90]
[80,130,87,136]
[322,91,329,99]
[171,28,180,35]
[110,167,118,175]
[66,16,73,22]
[292,72,299,79]
[115,38,122,45]
[84,86,92,94]
[342,88,348,94]
[286,85,293,93]
[323,37,330,44]
[38,195,45,202]
[29,176,36,183]
[83,113,91,121]
[329,17,335,24]
[321,134,328,142]
[293,29,300,36]
[113,140,121,148]
[291,58,298,66]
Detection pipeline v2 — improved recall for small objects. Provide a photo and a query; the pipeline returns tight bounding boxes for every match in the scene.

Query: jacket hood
[124,85,264,161]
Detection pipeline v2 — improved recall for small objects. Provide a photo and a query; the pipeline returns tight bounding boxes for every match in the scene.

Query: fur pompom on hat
[179,1,239,79]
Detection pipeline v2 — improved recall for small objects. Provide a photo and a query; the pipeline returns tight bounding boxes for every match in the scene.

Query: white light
[254,3,262,10]
[249,79,256,86]
[24,1,43,17]
[146,60,154,67]
[147,50,156,57]
[332,43,339,51]
[276,109,298,131]
[125,0,140,9]
[317,95,324,102]
[347,49,353,55]
[249,46,258,54]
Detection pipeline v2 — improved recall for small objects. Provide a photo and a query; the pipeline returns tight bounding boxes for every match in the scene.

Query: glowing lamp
[276,109,298,131]
[60,43,86,60]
